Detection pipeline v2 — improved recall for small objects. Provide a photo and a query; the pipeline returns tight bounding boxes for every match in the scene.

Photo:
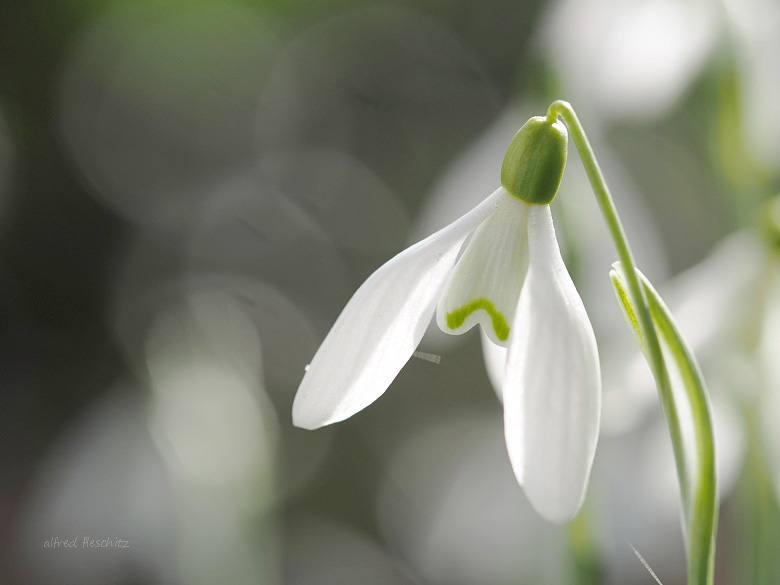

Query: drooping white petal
[436,191,530,346]
[481,329,508,403]
[503,205,600,524]
[292,188,505,430]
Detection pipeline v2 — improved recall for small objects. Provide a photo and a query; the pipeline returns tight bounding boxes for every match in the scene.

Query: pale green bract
[611,263,718,585]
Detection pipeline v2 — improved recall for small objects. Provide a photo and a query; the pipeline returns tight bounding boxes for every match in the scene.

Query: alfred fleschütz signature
[44,537,130,549]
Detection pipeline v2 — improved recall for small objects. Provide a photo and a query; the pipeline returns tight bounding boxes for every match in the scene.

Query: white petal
[293,188,505,429]
[436,192,530,346]
[480,329,508,403]
[502,205,601,524]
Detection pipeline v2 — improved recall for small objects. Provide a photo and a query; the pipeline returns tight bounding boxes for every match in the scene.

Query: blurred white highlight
[145,290,275,488]
[543,0,718,120]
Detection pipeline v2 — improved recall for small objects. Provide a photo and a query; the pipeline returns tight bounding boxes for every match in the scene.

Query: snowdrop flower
[293,116,601,523]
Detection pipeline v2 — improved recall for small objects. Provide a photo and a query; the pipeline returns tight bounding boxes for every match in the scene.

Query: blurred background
[1,0,779,583]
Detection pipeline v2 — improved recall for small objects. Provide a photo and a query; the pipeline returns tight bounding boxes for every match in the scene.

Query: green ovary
[446,298,510,341]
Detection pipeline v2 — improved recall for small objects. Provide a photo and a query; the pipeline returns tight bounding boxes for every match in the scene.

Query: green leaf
[610,263,718,585]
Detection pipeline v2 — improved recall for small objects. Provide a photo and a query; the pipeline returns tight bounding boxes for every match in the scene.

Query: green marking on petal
[446,298,510,341]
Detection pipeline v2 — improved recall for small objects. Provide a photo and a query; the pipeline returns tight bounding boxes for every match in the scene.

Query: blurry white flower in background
[542,0,780,180]
[145,290,274,490]
[723,0,780,170]
[144,291,280,585]
[541,0,719,120]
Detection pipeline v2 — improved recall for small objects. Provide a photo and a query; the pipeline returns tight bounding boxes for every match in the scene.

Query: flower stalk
[547,100,718,585]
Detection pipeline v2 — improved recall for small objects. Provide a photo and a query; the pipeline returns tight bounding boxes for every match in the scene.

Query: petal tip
[535,502,582,525]
[291,395,330,430]
[291,412,321,431]
[525,484,587,525]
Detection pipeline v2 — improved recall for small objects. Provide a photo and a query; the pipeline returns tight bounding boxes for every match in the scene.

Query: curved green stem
[548,100,717,585]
